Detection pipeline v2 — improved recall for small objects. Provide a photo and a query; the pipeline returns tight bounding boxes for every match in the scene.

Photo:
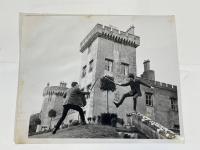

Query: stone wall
[137,85,179,129]
[79,38,99,119]
[92,36,137,120]
[127,112,177,139]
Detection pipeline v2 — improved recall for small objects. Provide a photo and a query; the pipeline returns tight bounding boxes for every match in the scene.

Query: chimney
[60,81,67,87]
[126,25,135,35]
[143,59,150,71]
[142,60,155,81]
[60,81,63,87]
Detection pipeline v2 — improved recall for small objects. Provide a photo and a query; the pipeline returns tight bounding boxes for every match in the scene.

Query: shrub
[71,120,80,126]
[87,117,92,124]
[117,118,125,126]
[29,113,41,135]
[100,75,116,113]
[48,109,57,129]
[97,115,101,124]
[101,113,117,126]
[69,119,73,125]
[92,116,96,123]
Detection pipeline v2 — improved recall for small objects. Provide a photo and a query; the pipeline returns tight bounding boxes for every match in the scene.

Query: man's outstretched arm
[81,91,90,95]
[76,88,90,95]
[117,81,130,86]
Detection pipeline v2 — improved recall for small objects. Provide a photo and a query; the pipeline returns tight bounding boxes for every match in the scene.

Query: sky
[19,15,180,114]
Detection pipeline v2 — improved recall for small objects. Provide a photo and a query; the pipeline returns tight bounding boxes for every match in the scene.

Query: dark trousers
[118,91,139,111]
[133,98,137,111]
[54,104,86,130]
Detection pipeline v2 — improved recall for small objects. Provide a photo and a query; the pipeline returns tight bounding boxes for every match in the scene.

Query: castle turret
[40,82,69,129]
[141,60,155,81]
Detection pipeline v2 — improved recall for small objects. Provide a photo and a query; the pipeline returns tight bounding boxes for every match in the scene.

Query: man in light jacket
[52,82,89,134]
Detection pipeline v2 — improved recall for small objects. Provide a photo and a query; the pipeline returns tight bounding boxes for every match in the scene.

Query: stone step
[126,112,178,139]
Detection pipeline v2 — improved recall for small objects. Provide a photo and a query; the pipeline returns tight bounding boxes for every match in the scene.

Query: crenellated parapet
[80,24,140,52]
[139,77,177,92]
[43,82,68,96]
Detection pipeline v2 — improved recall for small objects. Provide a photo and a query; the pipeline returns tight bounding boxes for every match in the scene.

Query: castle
[36,24,179,133]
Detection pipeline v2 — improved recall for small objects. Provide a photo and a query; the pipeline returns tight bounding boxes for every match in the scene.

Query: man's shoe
[52,128,57,135]
[113,101,119,108]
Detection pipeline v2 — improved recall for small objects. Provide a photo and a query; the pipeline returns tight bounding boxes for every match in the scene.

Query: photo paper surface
[15,14,183,143]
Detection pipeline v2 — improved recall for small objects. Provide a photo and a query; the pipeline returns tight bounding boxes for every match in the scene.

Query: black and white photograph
[15,15,183,143]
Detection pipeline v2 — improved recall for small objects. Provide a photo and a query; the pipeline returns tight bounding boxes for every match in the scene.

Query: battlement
[139,77,177,92]
[80,23,140,52]
[43,82,68,96]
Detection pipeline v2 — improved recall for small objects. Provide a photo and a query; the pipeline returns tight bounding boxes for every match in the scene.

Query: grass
[30,124,120,138]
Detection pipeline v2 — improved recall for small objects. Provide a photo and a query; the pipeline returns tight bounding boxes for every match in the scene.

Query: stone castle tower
[39,82,68,129]
[79,24,140,120]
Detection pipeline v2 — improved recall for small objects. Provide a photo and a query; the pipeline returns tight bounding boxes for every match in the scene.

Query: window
[105,58,113,72]
[171,97,178,111]
[89,59,94,72]
[82,65,87,78]
[86,84,91,98]
[48,95,52,102]
[174,124,179,129]
[145,92,153,106]
[121,63,129,75]
[87,84,91,91]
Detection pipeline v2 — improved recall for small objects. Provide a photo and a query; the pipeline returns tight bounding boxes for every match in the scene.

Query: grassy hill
[30,125,120,138]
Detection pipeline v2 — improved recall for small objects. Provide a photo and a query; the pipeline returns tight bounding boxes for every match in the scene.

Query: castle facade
[38,24,179,132]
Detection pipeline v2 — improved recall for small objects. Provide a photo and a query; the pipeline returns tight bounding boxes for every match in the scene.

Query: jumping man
[113,73,153,111]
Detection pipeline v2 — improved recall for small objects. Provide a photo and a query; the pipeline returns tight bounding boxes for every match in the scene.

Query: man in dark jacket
[52,82,89,134]
[113,73,153,111]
